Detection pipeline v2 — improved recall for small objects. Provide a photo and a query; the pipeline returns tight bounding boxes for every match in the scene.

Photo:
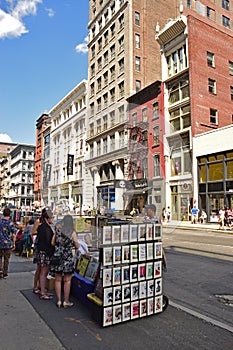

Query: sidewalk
[162,220,233,233]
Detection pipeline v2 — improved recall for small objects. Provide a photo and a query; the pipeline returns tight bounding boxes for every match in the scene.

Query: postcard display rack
[99,222,163,327]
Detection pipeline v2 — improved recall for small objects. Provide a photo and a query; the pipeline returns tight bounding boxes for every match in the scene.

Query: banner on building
[45,164,52,181]
[67,154,74,175]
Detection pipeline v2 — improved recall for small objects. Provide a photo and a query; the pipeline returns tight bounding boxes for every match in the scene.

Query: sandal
[33,288,41,294]
[40,293,53,300]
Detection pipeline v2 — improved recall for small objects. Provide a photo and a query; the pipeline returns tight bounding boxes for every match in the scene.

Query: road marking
[169,300,233,334]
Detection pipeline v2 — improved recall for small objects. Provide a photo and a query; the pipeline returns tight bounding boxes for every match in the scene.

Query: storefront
[170,180,192,221]
[122,178,151,214]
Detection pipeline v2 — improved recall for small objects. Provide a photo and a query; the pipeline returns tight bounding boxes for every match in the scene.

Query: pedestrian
[51,214,79,308]
[218,207,225,230]
[191,205,199,224]
[36,208,55,300]
[199,209,207,224]
[0,207,17,278]
[144,204,160,223]
[161,208,166,222]
[167,206,171,222]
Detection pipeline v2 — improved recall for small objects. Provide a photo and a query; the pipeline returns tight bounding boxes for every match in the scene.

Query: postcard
[102,268,112,287]
[121,225,129,243]
[103,287,113,306]
[103,247,112,266]
[113,305,122,324]
[122,284,131,302]
[155,278,162,296]
[129,224,138,242]
[147,279,154,297]
[122,265,130,284]
[147,297,154,315]
[140,299,147,317]
[130,264,138,282]
[122,302,131,322]
[122,245,130,263]
[113,246,121,265]
[130,244,138,262]
[112,225,121,244]
[103,307,113,327]
[131,282,139,301]
[102,226,112,245]
[138,224,146,241]
[113,286,122,304]
[131,301,139,319]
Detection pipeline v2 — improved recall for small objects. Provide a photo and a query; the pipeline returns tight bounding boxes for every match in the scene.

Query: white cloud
[0,133,13,143]
[45,7,55,18]
[75,36,88,54]
[0,8,27,38]
[0,0,42,39]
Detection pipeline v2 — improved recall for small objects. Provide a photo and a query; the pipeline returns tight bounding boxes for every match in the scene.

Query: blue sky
[0,0,89,145]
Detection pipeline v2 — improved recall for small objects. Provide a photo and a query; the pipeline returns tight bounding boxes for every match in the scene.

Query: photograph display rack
[100,222,163,327]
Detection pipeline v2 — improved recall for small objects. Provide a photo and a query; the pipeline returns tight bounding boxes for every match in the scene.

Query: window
[153,126,159,146]
[110,87,115,102]
[222,0,229,11]
[119,105,124,122]
[97,97,101,112]
[154,155,160,177]
[103,93,108,108]
[104,10,109,24]
[98,37,102,51]
[110,44,115,59]
[119,14,124,30]
[210,108,217,124]
[119,0,124,6]
[91,45,95,58]
[135,12,140,26]
[110,23,115,37]
[97,119,101,133]
[142,158,148,178]
[104,31,108,45]
[90,144,94,158]
[152,102,159,119]
[103,71,108,86]
[97,141,101,156]
[207,52,215,67]
[136,80,141,92]
[119,130,125,148]
[90,103,94,116]
[142,108,148,122]
[119,36,124,52]
[110,135,115,151]
[97,57,102,71]
[132,112,137,126]
[90,82,95,96]
[90,123,94,136]
[110,111,115,126]
[208,78,216,94]
[229,61,233,75]
[222,15,230,28]
[119,81,124,98]
[90,63,95,77]
[97,77,102,91]
[98,18,102,31]
[166,45,187,76]
[103,138,107,153]
[231,86,233,101]
[207,7,215,20]
[170,132,191,176]
[135,56,140,71]
[168,77,189,105]
[135,34,140,48]
[104,51,108,65]
[103,115,108,130]
[111,3,115,15]
[110,65,115,81]
[118,58,124,74]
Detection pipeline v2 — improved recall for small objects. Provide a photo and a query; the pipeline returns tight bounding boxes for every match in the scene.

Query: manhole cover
[215,294,233,306]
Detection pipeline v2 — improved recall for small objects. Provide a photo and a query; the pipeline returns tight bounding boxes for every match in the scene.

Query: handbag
[50,253,62,266]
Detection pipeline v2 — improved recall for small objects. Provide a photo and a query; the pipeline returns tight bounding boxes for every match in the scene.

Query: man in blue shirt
[191,206,199,224]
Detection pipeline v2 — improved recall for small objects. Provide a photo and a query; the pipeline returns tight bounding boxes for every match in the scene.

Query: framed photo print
[140,299,147,317]
[102,268,112,287]
[154,261,162,278]
[122,302,131,322]
[102,226,112,245]
[154,242,162,259]
[155,295,163,313]
[103,247,112,266]
[146,223,153,240]
[122,245,130,263]
[113,305,122,324]
[138,263,146,281]
[155,278,162,296]
[129,224,138,242]
[138,224,146,241]
[112,225,121,244]
[146,243,154,260]
[84,261,99,282]
[131,301,139,319]
[130,264,138,282]
[122,284,131,302]
[103,307,113,327]
[139,281,147,299]
[130,244,138,262]
[122,265,130,284]
[121,225,129,243]
[131,282,139,301]
[147,279,154,297]
[113,246,121,265]
[103,287,113,306]
[147,297,154,315]
[146,262,154,280]
[113,286,122,304]
[153,224,162,240]
[113,267,121,285]
[138,243,146,261]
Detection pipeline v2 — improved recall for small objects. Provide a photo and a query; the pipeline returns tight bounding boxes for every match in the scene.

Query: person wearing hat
[144,204,160,223]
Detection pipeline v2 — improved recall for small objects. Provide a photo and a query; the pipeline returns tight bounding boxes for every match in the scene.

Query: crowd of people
[218,206,233,230]
[0,206,82,309]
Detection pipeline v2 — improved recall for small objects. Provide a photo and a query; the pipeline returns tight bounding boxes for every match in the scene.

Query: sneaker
[3,274,8,279]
